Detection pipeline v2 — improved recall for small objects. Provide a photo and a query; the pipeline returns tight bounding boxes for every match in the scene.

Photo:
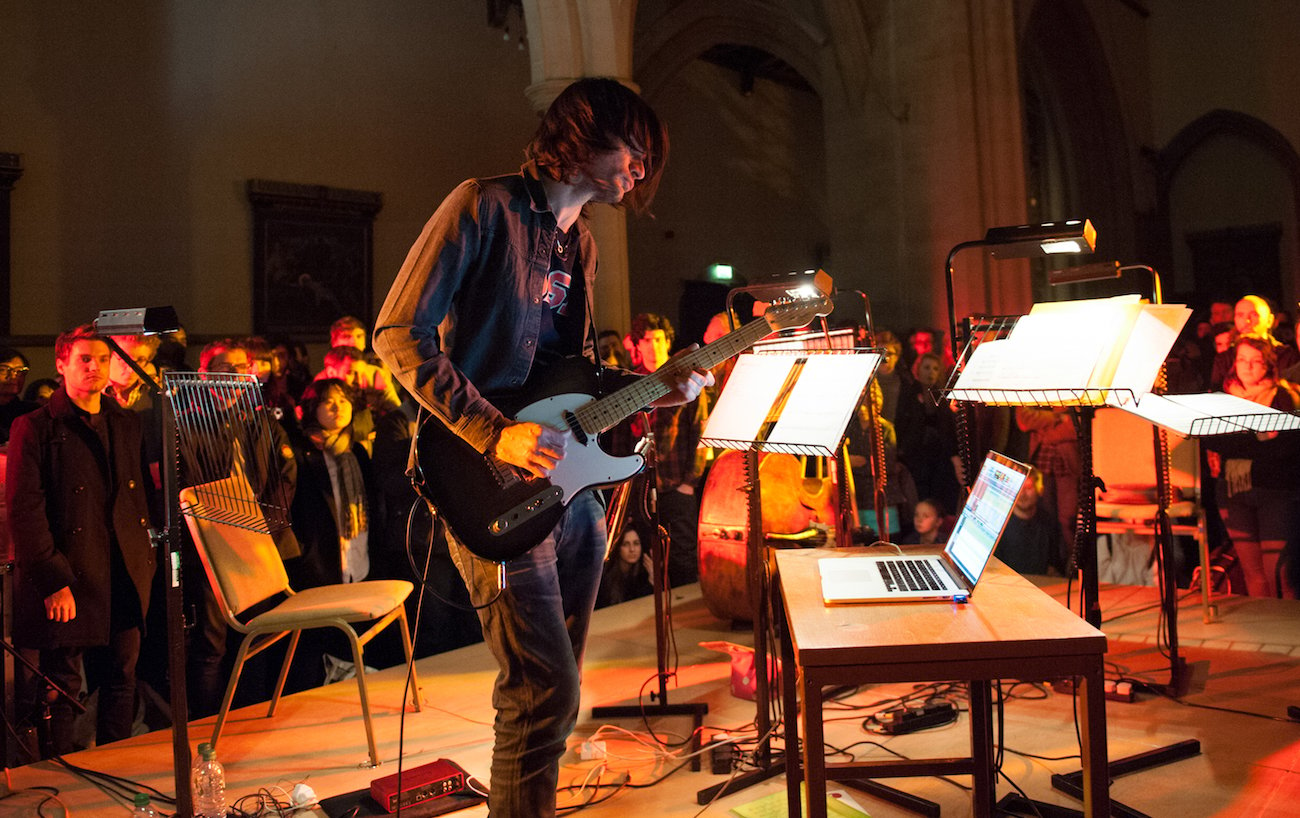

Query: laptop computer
[819,451,1031,604]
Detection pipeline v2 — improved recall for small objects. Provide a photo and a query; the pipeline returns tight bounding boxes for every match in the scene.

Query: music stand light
[1049,260,1163,305]
[723,268,835,337]
[93,305,181,336]
[737,268,834,300]
[944,219,1097,361]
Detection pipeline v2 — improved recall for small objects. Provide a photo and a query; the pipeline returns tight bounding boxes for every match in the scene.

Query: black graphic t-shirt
[535,226,585,368]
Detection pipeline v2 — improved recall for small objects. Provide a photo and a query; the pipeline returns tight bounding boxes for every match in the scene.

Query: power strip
[580,739,606,760]
[875,701,958,734]
[1052,678,1135,703]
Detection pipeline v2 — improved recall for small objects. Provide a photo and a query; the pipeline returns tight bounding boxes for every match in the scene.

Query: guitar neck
[576,316,775,435]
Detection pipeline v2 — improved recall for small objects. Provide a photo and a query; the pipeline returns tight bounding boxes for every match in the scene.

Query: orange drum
[697,451,838,622]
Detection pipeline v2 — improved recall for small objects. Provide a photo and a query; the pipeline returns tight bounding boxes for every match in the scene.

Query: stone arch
[632,1,835,107]
[1158,109,1300,306]
[1159,109,1300,199]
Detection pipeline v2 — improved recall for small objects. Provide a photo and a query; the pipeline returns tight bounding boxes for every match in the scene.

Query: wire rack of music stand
[165,371,292,534]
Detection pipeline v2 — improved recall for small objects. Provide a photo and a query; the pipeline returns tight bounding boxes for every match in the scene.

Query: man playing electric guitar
[373,78,710,818]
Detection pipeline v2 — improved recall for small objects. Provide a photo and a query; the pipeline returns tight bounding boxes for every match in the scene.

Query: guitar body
[414,389,644,563]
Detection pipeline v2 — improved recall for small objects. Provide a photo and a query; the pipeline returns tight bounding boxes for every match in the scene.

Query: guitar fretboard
[574,316,777,436]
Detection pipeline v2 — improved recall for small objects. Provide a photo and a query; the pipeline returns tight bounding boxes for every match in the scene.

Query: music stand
[946,302,1300,816]
[695,348,879,804]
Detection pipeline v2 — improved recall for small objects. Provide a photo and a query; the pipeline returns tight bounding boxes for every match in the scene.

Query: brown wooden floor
[3,575,1298,817]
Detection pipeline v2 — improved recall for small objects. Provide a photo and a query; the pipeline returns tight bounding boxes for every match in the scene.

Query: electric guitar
[413,292,834,562]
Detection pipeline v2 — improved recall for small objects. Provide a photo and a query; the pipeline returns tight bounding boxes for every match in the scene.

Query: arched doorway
[1159,110,1300,312]
[628,3,831,345]
[1019,0,1135,300]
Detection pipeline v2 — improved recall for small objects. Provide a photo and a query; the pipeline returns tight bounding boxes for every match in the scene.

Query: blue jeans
[449,490,606,818]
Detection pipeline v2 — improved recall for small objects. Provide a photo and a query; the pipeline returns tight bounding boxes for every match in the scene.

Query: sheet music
[1007,313,1104,387]
[701,354,799,444]
[949,333,1088,401]
[1025,296,1143,390]
[768,353,880,450]
[1107,304,1191,395]
[951,296,1189,405]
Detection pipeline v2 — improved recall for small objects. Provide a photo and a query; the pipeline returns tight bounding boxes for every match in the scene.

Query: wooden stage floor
[3,575,1298,817]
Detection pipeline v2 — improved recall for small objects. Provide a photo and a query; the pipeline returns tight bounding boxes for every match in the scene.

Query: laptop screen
[944,451,1031,584]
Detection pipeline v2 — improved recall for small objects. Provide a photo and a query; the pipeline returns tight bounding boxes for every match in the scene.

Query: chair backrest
[181,476,291,620]
[1093,407,1200,500]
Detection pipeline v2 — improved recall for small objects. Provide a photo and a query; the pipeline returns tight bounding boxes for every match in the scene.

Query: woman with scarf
[1205,337,1300,597]
[288,378,371,590]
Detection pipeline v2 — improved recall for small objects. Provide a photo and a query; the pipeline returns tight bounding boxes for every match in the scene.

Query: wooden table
[776,547,1110,817]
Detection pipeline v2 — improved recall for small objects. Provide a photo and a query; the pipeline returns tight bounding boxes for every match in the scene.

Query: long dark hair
[525,77,668,214]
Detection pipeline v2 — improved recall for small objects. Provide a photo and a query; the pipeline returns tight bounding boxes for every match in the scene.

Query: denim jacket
[374,164,599,454]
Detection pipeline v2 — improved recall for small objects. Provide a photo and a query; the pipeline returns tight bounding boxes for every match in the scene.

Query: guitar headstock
[761,270,835,332]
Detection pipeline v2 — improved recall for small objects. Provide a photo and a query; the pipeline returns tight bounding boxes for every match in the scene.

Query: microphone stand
[0,631,88,761]
[591,421,708,770]
[101,335,191,816]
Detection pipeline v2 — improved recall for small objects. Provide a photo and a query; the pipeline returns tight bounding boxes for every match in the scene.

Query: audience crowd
[6,290,1300,757]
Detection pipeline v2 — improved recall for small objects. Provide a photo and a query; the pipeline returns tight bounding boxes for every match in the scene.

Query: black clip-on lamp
[93,306,193,817]
[944,219,1097,365]
[725,268,835,330]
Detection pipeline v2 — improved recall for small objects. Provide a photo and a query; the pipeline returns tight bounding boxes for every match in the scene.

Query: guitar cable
[404,495,505,612]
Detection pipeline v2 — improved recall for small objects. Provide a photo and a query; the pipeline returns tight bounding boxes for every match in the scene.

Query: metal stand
[0,635,88,760]
[1146,423,1190,695]
[947,313,1203,817]
[1,562,12,768]
[591,430,707,771]
[695,447,784,804]
[103,333,192,817]
[995,739,1201,818]
[694,348,880,807]
[1072,407,1103,629]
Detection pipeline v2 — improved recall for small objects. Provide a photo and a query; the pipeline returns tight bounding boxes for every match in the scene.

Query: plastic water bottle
[131,792,157,816]
[191,742,228,818]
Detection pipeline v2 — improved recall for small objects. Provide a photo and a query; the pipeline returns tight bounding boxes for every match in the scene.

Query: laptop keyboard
[879,559,948,592]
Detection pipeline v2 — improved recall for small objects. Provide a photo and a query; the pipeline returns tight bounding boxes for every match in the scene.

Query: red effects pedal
[369,758,468,813]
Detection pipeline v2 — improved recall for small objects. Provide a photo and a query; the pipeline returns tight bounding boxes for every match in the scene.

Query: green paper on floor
[729,785,870,818]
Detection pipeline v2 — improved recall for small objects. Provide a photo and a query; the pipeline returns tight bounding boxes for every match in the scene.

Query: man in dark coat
[6,325,156,756]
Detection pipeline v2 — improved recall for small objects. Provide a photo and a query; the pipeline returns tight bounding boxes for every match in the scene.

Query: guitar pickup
[489,487,564,535]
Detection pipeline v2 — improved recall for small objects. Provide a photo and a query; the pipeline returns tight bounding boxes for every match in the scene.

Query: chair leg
[398,608,422,712]
[212,636,256,751]
[1197,517,1218,624]
[345,626,380,768]
[268,630,302,718]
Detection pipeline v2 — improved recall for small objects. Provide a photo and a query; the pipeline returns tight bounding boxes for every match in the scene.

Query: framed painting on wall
[248,179,383,338]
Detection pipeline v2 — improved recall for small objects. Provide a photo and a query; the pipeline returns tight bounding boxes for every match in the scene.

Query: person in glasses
[0,347,38,445]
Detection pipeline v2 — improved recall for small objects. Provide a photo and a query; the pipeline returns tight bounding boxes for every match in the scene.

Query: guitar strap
[583,257,616,398]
